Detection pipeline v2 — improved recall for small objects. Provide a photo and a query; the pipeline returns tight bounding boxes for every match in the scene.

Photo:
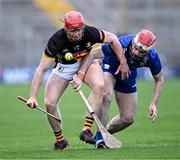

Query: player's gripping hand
[26,97,38,108]
[70,74,83,92]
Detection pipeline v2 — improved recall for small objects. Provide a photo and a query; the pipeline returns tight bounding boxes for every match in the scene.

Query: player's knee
[91,81,105,95]
[103,92,113,105]
[122,116,134,126]
[45,99,56,110]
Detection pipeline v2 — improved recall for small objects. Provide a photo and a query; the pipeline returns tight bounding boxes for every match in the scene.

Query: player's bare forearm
[30,54,53,98]
[30,67,45,98]
[151,71,164,105]
[109,34,127,65]
[77,51,94,80]
[149,72,164,122]
[71,51,94,91]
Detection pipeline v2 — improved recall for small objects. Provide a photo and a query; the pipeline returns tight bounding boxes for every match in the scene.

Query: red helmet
[64,11,85,29]
[134,29,156,51]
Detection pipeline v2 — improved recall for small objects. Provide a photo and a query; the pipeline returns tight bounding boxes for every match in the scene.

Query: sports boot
[95,140,108,149]
[54,139,69,150]
[79,129,95,145]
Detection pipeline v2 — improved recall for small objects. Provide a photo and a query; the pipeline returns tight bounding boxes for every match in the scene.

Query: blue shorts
[114,75,137,93]
[102,56,137,93]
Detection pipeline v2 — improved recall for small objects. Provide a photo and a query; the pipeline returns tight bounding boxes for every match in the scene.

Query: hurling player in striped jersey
[26,11,130,150]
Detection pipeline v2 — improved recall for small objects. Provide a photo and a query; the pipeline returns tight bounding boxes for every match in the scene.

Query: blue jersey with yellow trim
[102,34,162,93]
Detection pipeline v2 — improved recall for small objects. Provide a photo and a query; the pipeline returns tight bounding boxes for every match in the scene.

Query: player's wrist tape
[77,71,85,80]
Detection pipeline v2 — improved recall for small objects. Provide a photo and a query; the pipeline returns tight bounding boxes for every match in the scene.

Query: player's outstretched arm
[149,71,164,121]
[27,54,54,108]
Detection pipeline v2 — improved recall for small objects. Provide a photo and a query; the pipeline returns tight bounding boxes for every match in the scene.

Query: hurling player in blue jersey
[84,29,164,148]
[26,11,130,150]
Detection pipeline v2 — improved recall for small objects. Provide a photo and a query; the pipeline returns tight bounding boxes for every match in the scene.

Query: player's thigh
[115,91,137,118]
[84,63,104,89]
[45,73,69,105]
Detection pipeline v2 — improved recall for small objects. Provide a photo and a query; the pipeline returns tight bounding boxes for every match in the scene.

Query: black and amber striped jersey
[44,25,105,64]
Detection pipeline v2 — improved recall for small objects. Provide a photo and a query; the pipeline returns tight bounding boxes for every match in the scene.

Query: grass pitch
[0,80,180,159]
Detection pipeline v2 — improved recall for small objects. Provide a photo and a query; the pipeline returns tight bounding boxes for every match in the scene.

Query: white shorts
[52,62,80,81]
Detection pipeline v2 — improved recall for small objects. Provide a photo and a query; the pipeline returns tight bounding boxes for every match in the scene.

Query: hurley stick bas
[78,90,122,149]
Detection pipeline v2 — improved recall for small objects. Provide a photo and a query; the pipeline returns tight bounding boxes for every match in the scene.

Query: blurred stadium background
[0,0,180,84]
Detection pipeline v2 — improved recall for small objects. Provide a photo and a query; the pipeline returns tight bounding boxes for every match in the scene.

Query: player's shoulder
[117,34,134,47]
[84,25,104,42]
[47,28,65,49]
[118,34,134,41]
[50,28,65,41]
[84,25,100,34]
[149,48,159,59]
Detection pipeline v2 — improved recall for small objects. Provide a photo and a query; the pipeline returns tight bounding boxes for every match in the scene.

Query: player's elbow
[154,71,165,86]
[106,32,118,44]
[109,33,118,44]
[157,74,165,87]
[160,75,165,85]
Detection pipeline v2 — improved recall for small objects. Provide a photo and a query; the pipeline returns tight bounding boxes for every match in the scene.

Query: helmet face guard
[131,42,149,59]
[65,27,85,42]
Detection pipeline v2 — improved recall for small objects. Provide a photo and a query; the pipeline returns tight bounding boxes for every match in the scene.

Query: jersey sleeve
[149,53,162,76]
[44,30,62,58]
[44,46,54,58]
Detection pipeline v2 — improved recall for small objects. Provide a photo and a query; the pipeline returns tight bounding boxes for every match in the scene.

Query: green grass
[0,80,180,159]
